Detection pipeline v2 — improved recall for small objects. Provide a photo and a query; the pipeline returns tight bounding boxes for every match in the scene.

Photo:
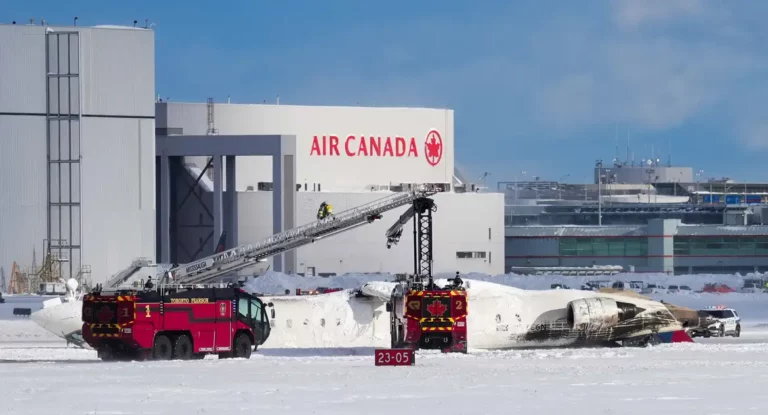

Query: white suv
[696,306,741,338]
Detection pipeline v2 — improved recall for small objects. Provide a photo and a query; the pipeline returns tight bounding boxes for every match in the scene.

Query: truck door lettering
[145,305,151,318]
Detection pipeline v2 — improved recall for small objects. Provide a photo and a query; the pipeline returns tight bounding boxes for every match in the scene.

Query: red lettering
[345,135,355,156]
[369,137,381,156]
[395,137,406,157]
[311,134,424,158]
[408,137,418,157]
[357,136,368,156]
[383,138,394,156]
[310,136,322,155]
[329,135,340,156]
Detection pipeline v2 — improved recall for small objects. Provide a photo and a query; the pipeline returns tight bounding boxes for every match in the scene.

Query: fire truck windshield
[237,296,268,327]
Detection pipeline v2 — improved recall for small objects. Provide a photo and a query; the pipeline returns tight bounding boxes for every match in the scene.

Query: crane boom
[165,184,442,285]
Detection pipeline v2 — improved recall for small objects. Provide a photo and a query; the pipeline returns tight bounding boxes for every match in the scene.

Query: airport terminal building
[1,23,503,290]
[503,159,768,275]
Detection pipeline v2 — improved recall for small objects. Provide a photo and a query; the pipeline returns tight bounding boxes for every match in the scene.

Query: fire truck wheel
[233,333,252,359]
[173,334,193,360]
[153,334,173,360]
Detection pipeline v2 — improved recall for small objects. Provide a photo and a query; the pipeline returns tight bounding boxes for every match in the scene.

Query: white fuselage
[31,279,682,350]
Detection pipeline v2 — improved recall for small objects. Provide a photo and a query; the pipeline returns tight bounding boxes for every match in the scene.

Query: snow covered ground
[3,333,768,414]
[3,271,768,414]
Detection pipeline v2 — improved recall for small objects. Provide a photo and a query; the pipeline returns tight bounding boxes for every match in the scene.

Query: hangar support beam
[156,134,297,273]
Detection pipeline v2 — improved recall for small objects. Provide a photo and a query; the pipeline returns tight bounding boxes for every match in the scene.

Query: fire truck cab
[387,277,468,353]
[82,285,274,361]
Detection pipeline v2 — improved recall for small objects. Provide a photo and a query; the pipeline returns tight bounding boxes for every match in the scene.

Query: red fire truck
[384,197,469,353]
[82,285,274,361]
[388,283,468,353]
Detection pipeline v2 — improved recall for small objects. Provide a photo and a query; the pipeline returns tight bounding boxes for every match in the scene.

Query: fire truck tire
[173,334,193,360]
[233,332,252,359]
[153,334,173,360]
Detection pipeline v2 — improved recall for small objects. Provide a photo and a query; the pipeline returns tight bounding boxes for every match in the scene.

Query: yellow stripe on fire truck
[420,317,455,323]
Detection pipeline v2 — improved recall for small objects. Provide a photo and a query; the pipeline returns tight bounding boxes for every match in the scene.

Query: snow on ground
[3,336,768,414]
[4,272,768,413]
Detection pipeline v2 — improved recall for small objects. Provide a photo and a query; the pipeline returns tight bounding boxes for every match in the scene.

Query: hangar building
[1,23,503,289]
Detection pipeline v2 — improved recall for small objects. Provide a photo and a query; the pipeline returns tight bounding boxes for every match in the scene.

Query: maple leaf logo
[426,299,447,317]
[424,130,443,166]
[97,305,114,323]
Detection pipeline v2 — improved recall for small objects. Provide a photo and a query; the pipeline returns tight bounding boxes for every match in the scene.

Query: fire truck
[384,197,469,353]
[82,284,274,361]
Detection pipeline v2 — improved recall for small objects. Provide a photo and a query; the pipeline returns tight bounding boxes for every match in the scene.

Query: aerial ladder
[157,184,442,285]
[383,195,468,353]
[103,258,157,289]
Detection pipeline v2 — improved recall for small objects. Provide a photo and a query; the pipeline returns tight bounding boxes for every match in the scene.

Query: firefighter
[317,202,333,219]
[453,271,464,288]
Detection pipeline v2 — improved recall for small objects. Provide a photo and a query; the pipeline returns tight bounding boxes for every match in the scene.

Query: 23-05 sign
[374,349,415,366]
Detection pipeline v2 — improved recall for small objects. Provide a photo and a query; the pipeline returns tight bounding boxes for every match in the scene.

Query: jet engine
[566,297,642,330]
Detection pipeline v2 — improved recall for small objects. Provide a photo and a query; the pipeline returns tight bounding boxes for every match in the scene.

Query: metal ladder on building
[168,184,442,285]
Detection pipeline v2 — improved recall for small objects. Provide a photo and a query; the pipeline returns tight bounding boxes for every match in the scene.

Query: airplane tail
[214,231,227,254]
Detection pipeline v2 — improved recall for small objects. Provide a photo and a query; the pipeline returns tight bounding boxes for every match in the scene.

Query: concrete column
[272,153,283,272]
[212,155,224,246]
[647,219,680,273]
[225,155,238,248]
[159,155,171,263]
[283,154,296,273]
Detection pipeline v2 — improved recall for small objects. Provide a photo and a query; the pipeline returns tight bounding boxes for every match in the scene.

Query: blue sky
[7,0,768,186]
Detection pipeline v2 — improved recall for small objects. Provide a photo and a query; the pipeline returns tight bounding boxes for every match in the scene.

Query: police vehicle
[693,306,741,338]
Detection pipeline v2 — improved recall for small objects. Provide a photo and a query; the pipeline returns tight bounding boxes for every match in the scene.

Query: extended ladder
[104,258,155,288]
[168,184,442,285]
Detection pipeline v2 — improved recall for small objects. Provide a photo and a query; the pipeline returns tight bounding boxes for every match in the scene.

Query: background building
[0,23,155,290]
[506,219,768,275]
[1,22,503,291]
[157,101,504,277]
[502,156,768,275]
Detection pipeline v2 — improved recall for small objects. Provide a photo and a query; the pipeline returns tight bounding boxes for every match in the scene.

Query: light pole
[596,160,603,226]
[515,170,527,200]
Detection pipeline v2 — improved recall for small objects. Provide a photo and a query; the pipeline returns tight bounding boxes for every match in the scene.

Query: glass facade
[674,236,768,256]
[559,237,648,257]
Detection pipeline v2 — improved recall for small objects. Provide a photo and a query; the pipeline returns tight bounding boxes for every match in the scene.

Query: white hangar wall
[157,102,454,191]
[171,189,504,275]
[0,24,155,288]
[235,191,505,276]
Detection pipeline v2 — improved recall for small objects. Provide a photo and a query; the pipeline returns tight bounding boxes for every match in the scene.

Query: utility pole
[596,160,602,226]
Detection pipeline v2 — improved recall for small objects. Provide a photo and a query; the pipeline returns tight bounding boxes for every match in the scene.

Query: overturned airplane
[31,278,697,351]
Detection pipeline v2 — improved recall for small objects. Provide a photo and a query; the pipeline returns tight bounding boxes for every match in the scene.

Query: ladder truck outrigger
[384,197,469,353]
